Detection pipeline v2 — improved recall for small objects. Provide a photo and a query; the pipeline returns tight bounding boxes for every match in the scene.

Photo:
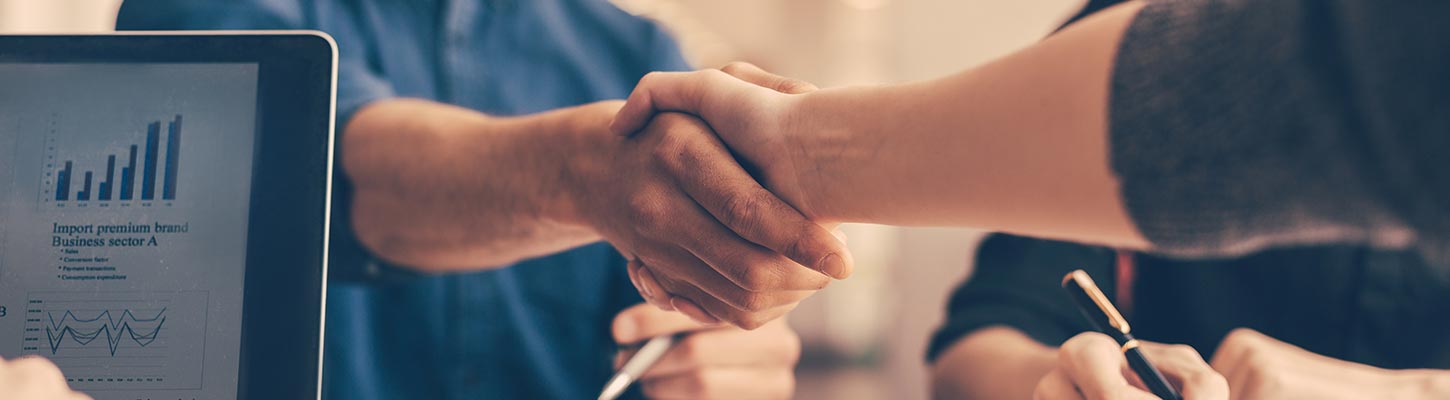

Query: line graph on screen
[41,307,167,356]
[21,291,207,390]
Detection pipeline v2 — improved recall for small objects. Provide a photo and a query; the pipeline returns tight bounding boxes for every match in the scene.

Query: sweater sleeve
[1109,0,1450,263]
[926,234,1115,362]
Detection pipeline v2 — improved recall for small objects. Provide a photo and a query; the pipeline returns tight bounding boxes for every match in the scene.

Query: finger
[641,368,794,400]
[1208,328,1260,372]
[613,69,762,136]
[634,264,676,312]
[645,263,803,330]
[672,195,835,291]
[628,258,674,311]
[718,62,818,94]
[612,70,712,136]
[643,245,813,327]
[652,115,851,280]
[1140,343,1229,400]
[613,303,724,345]
[1058,333,1157,400]
[637,322,800,378]
[1034,369,1086,400]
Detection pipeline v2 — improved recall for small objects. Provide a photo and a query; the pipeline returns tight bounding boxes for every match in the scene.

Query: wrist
[546,100,626,228]
[783,90,858,223]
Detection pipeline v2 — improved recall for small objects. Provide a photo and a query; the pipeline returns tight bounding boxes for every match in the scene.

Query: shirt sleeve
[1109,0,1450,263]
[926,234,1116,362]
[118,0,400,281]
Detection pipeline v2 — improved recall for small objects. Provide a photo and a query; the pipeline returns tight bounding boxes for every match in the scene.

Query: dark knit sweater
[1109,0,1450,262]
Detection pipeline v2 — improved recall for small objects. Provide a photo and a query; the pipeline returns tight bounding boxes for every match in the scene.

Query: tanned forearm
[931,327,1058,400]
[785,2,1148,248]
[342,98,609,271]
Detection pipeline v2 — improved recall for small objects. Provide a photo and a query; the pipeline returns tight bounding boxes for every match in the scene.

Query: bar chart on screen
[38,112,186,210]
[20,290,209,391]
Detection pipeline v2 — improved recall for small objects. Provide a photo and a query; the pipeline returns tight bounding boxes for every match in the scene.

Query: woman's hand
[1034,332,1228,400]
[0,356,91,400]
[1211,328,1450,400]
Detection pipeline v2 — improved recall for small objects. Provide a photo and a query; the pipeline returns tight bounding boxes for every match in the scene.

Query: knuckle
[738,262,784,292]
[735,313,769,331]
[779,78,815,93]
[1190,369,1229,389]
[720,61,750,75]
[1061,332,1104,354]
[1224,327,1257,345]
[700,68,731,81]
[677,336,704,362]
[733,292,774,313]
[1240,347,1271,368]
[650,130,688,164]
[719,190,767,233]
[687,370,714,396]
[639,71,664,86]
[1169,344,1201,358]
[626,192,668,232]
[781,226,814,261]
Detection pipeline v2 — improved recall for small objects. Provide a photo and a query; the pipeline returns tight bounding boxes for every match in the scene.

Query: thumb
[612,303,721,345]
[1059,333,1159,400]
[719,62,818,94]
[611,69,748,136]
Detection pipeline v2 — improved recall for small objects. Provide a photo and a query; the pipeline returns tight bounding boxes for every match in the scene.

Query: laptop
[0,32,336,400]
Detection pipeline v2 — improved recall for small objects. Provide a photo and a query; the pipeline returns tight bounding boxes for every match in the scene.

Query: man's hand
[1211,328,1450,400]
[611,304,798,399]
[610,63,822,222]
[1034,332,1228,400]
[567,100,848,329]
[0,356,91,400]
[607,63,851,328]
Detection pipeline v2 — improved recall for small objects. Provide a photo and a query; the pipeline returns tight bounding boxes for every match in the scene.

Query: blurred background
[0,0,1083,398]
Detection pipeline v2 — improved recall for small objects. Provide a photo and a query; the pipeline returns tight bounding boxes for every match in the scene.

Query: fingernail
[670,297,719,325]
[636,267,657,299]
[817,253,850,279]
[627,266,643,293]
[608,117,625,135]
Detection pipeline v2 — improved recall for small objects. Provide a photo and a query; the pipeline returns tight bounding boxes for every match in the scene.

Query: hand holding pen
[1043,270,1228,400]
[601,304,801,399]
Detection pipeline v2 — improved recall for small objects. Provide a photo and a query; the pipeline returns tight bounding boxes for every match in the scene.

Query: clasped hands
[573,62,840,329]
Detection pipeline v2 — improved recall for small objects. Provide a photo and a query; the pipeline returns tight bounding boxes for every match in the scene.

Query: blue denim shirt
[117,1,690,398]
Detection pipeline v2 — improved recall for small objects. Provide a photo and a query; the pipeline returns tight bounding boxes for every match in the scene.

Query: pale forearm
[787,2,1147,248]
[1390,370,1450,398]
[343,99,605,271]
[931,327,1057,400]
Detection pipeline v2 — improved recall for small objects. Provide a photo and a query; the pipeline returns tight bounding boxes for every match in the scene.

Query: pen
[1062,269,1182,400]
[598,334,675,400]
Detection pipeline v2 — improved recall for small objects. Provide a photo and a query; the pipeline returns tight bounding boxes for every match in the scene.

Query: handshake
[577,62,850,329]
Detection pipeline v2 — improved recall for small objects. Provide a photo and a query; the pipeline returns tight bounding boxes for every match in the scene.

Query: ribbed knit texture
[1109,0,1450,262]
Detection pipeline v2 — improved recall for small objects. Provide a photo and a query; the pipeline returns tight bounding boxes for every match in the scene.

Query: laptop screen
[0,62,259,399]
